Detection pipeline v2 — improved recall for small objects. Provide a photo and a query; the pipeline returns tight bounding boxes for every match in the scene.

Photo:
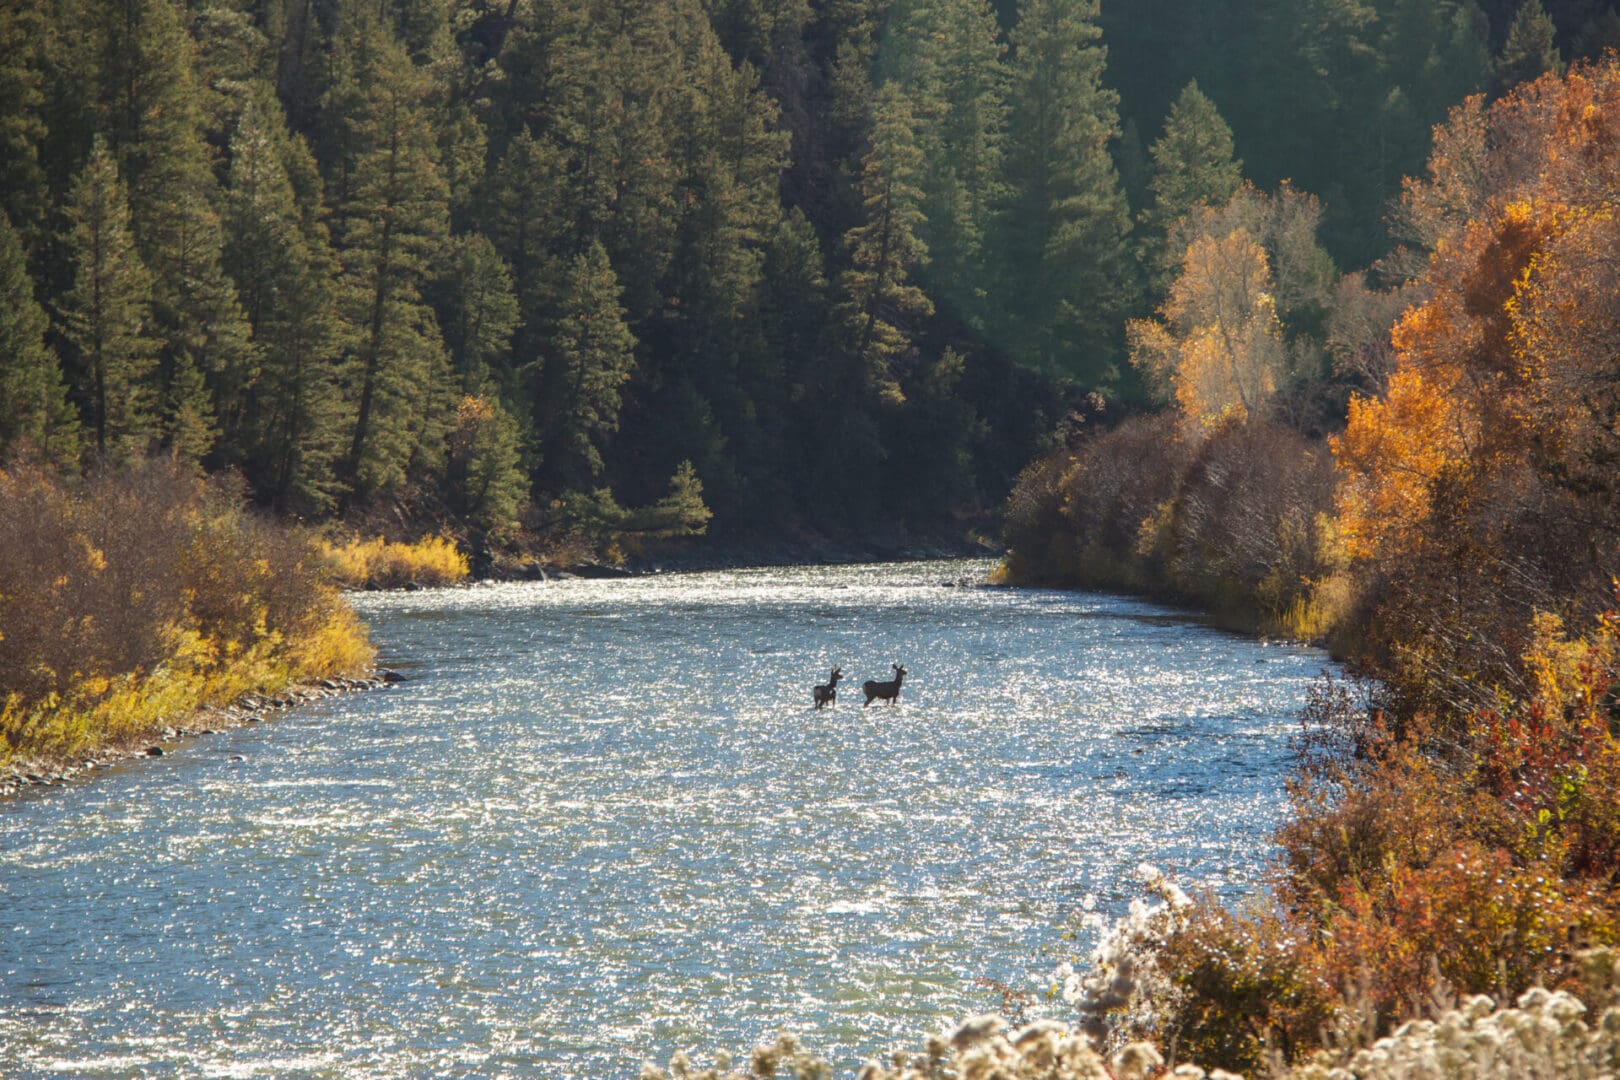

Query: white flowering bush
[645,907,1620,1080]
[639,1015,1192,1080]
[1053,864,1197,1050]
[1289,952,1620,1080]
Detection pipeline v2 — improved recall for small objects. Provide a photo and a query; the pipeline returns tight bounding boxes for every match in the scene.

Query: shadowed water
[0,559,1334,1077]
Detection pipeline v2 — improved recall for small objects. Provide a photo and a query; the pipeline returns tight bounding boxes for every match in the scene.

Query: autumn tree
[1333,59,1620,706]
[1131,183,1333,430]
[1129,227,1288,429]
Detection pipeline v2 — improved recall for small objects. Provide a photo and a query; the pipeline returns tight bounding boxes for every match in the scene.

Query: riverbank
[0,671,400,799]
[997,412,1348,648]
[0,460,377,783]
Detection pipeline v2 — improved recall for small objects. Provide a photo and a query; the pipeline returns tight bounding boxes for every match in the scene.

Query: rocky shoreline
[0,669,406,801]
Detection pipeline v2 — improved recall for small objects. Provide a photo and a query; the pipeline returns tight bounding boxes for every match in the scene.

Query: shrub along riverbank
[0,459,374,767]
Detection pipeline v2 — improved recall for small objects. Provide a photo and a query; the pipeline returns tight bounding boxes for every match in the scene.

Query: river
[1,559,1334,1077]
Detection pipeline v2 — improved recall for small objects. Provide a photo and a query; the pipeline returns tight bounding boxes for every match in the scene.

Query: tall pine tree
[224,90,347,512]
[326,7,454,499]
[58,139,162,461]
[887,0,1008,329]
[532,240,636,494]
[0,0,51,247]
[994,0,1136,384]
[88,0,256,467]
[837,81,933,405]
[1141,81,1243,297]
[0,210,79,468]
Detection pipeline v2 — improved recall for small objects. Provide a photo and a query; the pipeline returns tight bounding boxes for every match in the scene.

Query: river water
[1,560,1333,1077]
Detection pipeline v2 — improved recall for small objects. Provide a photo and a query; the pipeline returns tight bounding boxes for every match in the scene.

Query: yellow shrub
[0,459,378,765]
[317,534,470,589]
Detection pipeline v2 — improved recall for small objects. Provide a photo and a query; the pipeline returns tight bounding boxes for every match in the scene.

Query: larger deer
[813,667,843,709]
[862,664,906,706]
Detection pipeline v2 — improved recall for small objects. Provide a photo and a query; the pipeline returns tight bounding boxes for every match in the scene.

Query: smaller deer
[813,667,843,709]
[862,664,906,707]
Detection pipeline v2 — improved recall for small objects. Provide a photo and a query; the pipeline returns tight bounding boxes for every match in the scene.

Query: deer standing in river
[862,665,906,706]
[813,667,843,709]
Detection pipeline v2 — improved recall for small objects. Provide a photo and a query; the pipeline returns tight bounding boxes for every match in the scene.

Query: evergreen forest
[0,0,1599,554]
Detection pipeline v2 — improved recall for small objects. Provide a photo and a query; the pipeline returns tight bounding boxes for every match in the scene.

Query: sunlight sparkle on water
[0,559,1334,1078]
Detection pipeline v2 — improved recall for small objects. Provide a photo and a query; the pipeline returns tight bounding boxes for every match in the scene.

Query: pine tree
[635,16,789,510]
[1495,0,1564,93]
[994,0,1136,384]
[327,9,454,498]
[85,0,256,468]
[888,0,1008,328]
[1141,81,1243,295]
[486,128,570,326]
[837,82,933,404]
[223,90,347,512]
[162,351,220,468]
[0,0,51,247]
[446,393,528,539]
[437,233,520,393]
[532,240,636,493]
[58,139,162,460]
[0,211,79,468]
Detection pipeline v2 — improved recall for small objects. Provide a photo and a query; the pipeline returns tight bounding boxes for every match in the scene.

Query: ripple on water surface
[0,559,1334,1077]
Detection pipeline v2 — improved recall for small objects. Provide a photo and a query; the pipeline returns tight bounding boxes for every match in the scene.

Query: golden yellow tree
[1128,225,1288,429]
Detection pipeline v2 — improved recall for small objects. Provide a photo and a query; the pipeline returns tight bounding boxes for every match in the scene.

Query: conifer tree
[58,139,162,460]
[888,0,1007,327]
[327,8,454,498]
[0,0,51,247]
[571,0,684,320]
[162,352,220,468]
[223,91,346,511]
[664,24,787,340]
[80,0,259,467]
[437,233,520,393]
[638,17,789,504]
[532,240,636,494]
[1141,81,1243,295]
[1495,0,1564,94]
[837,82,933,404]
[486,128,570,327]
[446,393,528,539]
[761,208,829,395]
[0,211,79,468]
[994,0,1136,384]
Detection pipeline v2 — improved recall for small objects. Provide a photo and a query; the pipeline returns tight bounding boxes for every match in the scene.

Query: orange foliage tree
[1334,60,1620,709]
[1135,62,1620,1074]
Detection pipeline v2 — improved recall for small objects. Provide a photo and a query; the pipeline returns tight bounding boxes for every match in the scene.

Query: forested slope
[1,0,1593,554]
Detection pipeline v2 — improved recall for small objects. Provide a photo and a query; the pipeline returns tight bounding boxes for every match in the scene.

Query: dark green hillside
[0,0,1599,556]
